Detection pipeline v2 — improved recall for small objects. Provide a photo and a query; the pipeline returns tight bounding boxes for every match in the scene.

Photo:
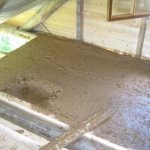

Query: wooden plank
[0,92,70,140]
[0,24,36,40]
[40,109,114,150]
[136,18,147,57]
[0,118,48,146]
[76,0,84,41]
[20,0,68,31]
[0,118,69,150]
[84,133,128,150]
[0,123,41,150]
[107,0,113,21]
[6,6,41,27]
[130,0,136,15]
[0,0,44,24]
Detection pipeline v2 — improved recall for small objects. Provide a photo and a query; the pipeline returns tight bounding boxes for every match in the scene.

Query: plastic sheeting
[0,32,28,53]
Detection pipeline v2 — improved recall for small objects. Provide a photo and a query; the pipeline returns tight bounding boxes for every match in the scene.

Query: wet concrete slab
[0,34,149,149]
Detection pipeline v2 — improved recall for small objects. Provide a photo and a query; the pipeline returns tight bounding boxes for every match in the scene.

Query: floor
[0,34,149,150]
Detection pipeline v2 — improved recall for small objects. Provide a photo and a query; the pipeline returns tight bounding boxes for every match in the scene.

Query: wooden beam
[20,0,68,31]
[76,0,84,41]
[0,91,69,140]
[40,109,114,150]
[0,0,44,24]
[136,18,147,57]
[84,133,128,150]
[107,0,113,21]
[0,123,41,150]
[130,0,136,15]
[0,24,36,40]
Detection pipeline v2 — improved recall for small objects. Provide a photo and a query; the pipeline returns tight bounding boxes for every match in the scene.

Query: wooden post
[20,0,68,31]
[76,0,84,41]
[107,0,113,21]
[136,18,147,58]
[130,0,136,15]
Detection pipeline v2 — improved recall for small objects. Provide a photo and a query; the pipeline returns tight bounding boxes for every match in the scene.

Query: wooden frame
[108,0,150,21]
[20,0,68,31]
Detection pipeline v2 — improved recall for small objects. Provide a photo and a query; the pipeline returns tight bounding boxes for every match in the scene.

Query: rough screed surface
[0,34,149,150]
